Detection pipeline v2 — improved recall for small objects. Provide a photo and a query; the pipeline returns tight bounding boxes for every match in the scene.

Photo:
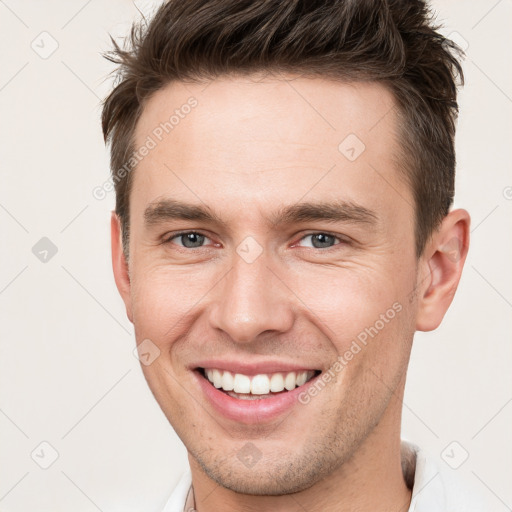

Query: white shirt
[161,440,487,512]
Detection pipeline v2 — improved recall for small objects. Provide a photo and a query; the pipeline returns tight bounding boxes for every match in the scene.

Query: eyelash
[162,230,346,251]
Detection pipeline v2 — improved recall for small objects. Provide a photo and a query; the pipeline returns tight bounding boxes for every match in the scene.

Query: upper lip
[192,359,321,376]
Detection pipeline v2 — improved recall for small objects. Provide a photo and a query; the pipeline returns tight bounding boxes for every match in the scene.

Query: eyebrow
[144,199,222,227]
[143,198,378,229]
[269,200,377,226]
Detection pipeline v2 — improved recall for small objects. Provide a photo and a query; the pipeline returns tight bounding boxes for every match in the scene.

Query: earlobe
[415,209,470,332]
[110,211,133,323]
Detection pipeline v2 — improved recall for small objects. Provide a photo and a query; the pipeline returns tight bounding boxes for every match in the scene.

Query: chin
[196,451,332,496]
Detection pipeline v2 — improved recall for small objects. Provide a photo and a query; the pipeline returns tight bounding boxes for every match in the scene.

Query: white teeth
[284,372,296,391]
[221,371,234,391]
[269,373,285,392]
[204,368,316,395]
[233,373,251,393]
[212,369,223,388]
[296,371,307,386]
[251,374,270,395]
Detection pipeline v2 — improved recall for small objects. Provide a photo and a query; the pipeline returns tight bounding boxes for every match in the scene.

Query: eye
[164,231,212,248]
[296,232,342,249]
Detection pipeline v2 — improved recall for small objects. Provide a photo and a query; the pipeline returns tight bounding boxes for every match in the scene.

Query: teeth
[204,368,315,395]
[296,371,307,386]
[221,371,234,391]
[284,372,296,391]
[251,374,270,395]
[233,373,251,393]
[269,373,284,392]
[212,369,223,388]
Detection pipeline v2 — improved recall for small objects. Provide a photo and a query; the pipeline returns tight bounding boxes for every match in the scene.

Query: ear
[415,209,470,332]
[111,211,133,323]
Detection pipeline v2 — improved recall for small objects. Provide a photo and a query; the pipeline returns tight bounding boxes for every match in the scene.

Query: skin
[111,74,470,512]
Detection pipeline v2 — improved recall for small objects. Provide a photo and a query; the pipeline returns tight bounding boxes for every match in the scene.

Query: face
[114,75,426,494]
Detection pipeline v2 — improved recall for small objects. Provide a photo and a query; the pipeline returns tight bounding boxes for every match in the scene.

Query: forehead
[131,74,412,226]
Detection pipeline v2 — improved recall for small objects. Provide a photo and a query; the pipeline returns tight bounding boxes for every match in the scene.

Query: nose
[208,250,295,344]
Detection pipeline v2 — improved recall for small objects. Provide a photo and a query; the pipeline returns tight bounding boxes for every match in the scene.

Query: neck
[189,381,412,512]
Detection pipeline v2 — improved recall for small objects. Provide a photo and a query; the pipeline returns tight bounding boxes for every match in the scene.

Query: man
[101,1,484,510]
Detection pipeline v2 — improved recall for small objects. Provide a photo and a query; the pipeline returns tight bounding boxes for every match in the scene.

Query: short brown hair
[101,0,464,258]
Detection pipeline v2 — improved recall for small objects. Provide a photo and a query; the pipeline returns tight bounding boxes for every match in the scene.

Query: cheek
[291,264,406,342]
[130,264,212,344]
[290,263,416,385]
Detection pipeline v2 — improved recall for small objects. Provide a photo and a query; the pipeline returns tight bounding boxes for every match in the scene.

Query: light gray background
[1,0,511,510]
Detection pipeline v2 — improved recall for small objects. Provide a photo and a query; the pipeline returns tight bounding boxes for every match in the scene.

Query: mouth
[192,365,322,423]
[198,367,321,400]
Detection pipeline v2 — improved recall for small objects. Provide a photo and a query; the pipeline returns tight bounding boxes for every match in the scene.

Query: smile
[201,368,318,399]
[193,365,322,423]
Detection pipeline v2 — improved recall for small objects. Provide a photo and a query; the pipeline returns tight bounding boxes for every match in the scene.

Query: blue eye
[166,231,210,248]
[163,231,343,251]
[298,233,340,249]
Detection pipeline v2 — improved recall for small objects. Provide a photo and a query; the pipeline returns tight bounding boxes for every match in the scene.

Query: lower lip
[194,370,320,424]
